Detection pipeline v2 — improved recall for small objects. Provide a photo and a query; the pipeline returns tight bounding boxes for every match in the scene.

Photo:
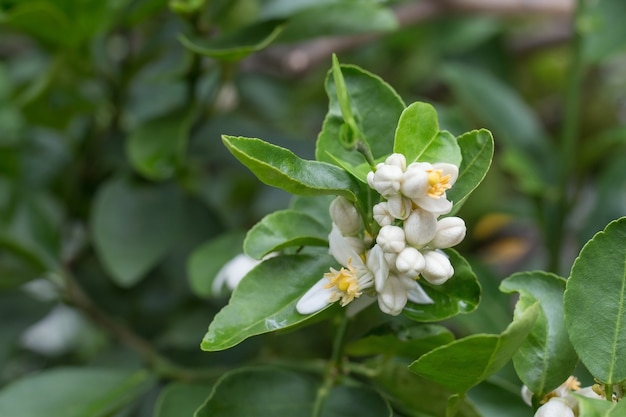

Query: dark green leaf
[222,135,360,201]
[321,384,392,417]
[90,179,183,287]
[467,378,530,417]
[154,382,212,417]
[316,65,405,168]
[187,231,247,298]
[126,109,193,181]
[179,19,284,61]
[244,209,329,259]
[583,0,626,63]
[201,254,334,351]
[288,195,334,229]
[402,250,481,322]
[564,217,626,384]
[410,303,540,394]
[346,323,454,358]
[575,393,626,416]
[500,272,577,397]
[447,129,494,215]
[0,367,155,417]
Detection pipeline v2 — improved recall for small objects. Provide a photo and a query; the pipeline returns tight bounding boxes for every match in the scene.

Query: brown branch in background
[241,0,574,78]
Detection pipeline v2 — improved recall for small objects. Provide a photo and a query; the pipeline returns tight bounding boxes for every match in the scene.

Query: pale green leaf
[575,393,626,416]
[410,303,540,393]
[500,271,577,397]
[201,254,334,351]
[564,217,626,384]
[244,209,329,259]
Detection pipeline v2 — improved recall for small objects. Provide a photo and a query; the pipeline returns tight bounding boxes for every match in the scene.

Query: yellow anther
[426,169,451,198]
[324,258,361,306]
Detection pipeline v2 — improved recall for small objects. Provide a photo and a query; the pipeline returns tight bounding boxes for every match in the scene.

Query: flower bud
[395,247,425,278]
[421,250,454,285]
[430,217,466,248]
[401,162,430,199]
[329,196,362,236]
[386,195,412,220]
[384,153,406,171]
[373,202,393,226]
[368,163,403,197]
[534,398,574,417]
[376,225,406,254]
[404,208,437,247]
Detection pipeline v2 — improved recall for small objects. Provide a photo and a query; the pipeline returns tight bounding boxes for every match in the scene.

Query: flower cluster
[296,153,466,316]
[522,376,604,417]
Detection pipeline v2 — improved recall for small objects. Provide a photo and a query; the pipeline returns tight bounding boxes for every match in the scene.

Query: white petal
[329,224,363,266]
[395,246,425,277]
[406,281,434,305]
[401,163,430,199]
[422,250,454,285]
[296,278,334,314]
[212,253,260,294]
[386,195,412,220]
[385,153,407,170]
[329,196,362,236]
[404,208,438,247]
[413,195,453,215]
[521,385,533,407]
[430,217,466,249]
[367,244,389,290]
[373,202,394,226]
[376,225,406,254]
[433,162,459,186]
[534,398,574,417]
[377,275,408,316]
[577,386,603,400]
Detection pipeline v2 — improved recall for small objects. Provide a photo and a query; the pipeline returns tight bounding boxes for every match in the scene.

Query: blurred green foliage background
[1,0,626,416]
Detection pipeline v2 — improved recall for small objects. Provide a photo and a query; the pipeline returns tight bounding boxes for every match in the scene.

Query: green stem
[548,0,586,273]
[312,314,350,417]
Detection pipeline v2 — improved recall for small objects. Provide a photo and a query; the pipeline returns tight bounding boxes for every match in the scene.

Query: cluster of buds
[522,376,604,417]
[296,153,467,316]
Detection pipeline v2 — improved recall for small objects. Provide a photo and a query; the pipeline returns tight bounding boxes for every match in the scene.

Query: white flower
[522,376,604,417]
[367,154,406,197]
[401,162,458,215]
[296,226,388,314]
[395,246,425,278]
[376,225,406,253]
[329,196,362,236]
[404,208,438,247]
[430,216,466,249]
[375,272,433,315]
[421,250,454,285]
[534,398,575,417]
[386,194,413,220]
[212,253,262,294]
[373,202,394,226]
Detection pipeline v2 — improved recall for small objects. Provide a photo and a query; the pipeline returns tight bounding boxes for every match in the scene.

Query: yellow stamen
[324,258,361,306]
[426,169,451,198]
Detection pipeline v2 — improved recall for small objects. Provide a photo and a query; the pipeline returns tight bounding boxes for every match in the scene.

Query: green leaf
[409,303,540,394]
[187,231,247,298]
[583,0,626,63]
[201,253,334,351]
[575,393,626,416]
[288,195,334,229]
[346,324,454,358]
[126,109,193,181]
[500,272,577,397]
[447,129,494,215]
[154,382,212,417]
[222,135,360,201]
[195,366,391,417]
[90,179,183,287]
[316,64,405,168]
[244,209,329,259]
[402,250,481,322]
[564,217,626,384]
[468,378,530,417]
[0,367,155,417]
[370,359,481,417]
[393,102,460,165]
[179,19,284,61]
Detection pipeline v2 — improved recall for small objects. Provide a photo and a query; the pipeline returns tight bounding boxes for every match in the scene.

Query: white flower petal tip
[431,217,466,249]
[329,196,362,236]
[404,208,438,247]
[534,398,575,417]
[376,225,406,253]
[406,282,434,305]
[296,278,334,315]
[212,253,261,294]
[395,247,425,278]
[422,250,454,285]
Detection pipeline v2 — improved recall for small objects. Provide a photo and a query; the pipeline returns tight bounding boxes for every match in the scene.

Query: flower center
[324,258,361,306]
[426,169,451,198]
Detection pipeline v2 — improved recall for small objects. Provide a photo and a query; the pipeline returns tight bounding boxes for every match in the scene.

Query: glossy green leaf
[0,367,155,417]
[393,102,460,165]
[154,382,212,417]
[500,272,577,397]
[195,366,391,417]
[126,109,192,181]
[447,129,494,215]
[244,209,329,259]
[564,217,626,384]
[179,19,284,61]
[370,359,481,417]
[346,324,454,358]
[468,378,530,417]
[410,303,540,394]
[316,65,405,168]
[288,195,334,229]
[402,250,481,322]
[222,135,359,201]
[201,253,334,351]
[187,231,247,298]
[575,393,626,416]
[91,179,183,287]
